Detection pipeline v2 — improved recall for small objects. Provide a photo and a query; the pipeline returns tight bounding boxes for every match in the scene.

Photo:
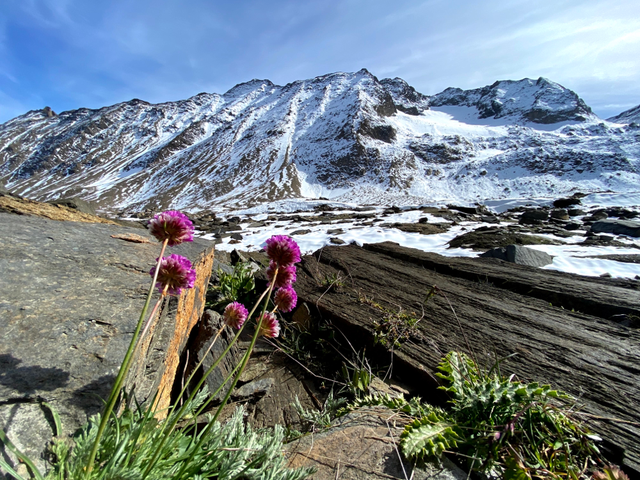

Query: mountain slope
[608,104,640,124]
[1,70,638,212]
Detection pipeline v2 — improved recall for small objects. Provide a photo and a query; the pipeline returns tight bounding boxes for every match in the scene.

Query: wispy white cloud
[0,0,638,122]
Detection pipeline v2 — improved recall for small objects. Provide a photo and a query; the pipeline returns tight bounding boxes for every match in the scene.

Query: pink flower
[266,261,297,288]
[223,302,248,329]
[274,286,297,313]
[265,235,301,267]
[150,254,196,296]
[257,312,280,338]
[149,211,194,246]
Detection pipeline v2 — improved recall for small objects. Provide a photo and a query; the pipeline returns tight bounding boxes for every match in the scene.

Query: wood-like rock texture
[294,242,640,475]
[0,212,214,471]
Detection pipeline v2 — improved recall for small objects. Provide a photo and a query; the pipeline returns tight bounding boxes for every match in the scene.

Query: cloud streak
[0,0,638,122]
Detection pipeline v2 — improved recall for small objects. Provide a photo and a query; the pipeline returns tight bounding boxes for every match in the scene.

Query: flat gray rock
[591,219,640,237]
[0,213,215,472]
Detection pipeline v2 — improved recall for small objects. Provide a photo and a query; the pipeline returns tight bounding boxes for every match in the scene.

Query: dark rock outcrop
[294,242,640,475]
[591,219,640,237]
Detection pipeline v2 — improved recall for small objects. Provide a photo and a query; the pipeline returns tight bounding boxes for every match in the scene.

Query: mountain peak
[430,77,594,124]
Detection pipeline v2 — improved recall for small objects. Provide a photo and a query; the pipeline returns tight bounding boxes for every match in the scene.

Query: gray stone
[47,197,97,216]
[286,406,466,479]
[0,212,215,473]
[189,310,242,402]
[329,237,345,245]
[480,244,553,267]
[591,219,640,237]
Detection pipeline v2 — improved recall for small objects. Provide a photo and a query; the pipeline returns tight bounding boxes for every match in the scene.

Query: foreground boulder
[0,212,215,472]
[294,242,640,475]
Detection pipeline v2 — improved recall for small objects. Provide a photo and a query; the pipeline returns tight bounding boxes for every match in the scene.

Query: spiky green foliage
[399,351,602,478]
[39,392,313,480]
[401,412,461,459]
[293,391,347,432]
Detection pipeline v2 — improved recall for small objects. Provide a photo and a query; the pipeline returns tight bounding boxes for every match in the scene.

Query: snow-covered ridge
[0,70,638,212]
[608,104,640,125]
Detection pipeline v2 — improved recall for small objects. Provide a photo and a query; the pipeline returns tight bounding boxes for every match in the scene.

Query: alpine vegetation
[0,216,312,480]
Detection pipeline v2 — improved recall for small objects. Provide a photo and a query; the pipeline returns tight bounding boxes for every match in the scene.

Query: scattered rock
[330,237,346,245]
[519,209,549,224]
[289,229,312,236]
[380,222,449,235]
[480,245,554,267]
[591,219,640,237]
[550,208,570,220]
[448,227,561,250]
[553,197,582,208]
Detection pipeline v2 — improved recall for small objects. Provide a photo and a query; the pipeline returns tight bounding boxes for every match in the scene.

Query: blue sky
[1,0,639,123]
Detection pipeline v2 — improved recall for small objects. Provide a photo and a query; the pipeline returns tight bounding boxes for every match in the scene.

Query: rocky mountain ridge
[608,104,640,125]
[1,69,639,212]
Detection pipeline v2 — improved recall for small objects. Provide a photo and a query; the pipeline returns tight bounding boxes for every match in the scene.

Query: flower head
[266,261,297,288]
[150,254,196,296]
[223,302,248,329]
[265,235,300,267]
[149,211,194,246]
[274,286,297,313]
[257,312,280,338]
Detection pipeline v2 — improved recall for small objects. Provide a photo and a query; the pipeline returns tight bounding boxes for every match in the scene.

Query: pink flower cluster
[149,210,194,247]
[150,254,196,296]
[257,312,280,338]
[223,302,248,329]
[148,211,197,296]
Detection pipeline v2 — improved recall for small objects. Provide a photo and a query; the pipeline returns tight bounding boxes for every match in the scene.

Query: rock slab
[286,406,466,480]
[294,242,640,475]
[0,213,215,472]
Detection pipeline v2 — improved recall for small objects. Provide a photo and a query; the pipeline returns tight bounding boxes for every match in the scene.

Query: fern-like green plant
[400,411,460,459]
[420,351,601,478]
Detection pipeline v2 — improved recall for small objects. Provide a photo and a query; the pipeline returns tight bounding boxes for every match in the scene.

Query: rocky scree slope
[1,70,639,212]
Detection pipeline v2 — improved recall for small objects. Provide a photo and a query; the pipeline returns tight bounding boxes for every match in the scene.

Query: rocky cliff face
[1,70,639,211]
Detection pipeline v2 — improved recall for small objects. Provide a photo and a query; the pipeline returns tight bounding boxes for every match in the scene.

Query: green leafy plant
[43,391,313,480]
[211,262,257,310]
[399,351,602,479]
[293,391,347,433]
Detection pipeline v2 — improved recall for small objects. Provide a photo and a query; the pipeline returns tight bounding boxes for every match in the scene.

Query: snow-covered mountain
[608,104,640,125]
[1,69,638,212]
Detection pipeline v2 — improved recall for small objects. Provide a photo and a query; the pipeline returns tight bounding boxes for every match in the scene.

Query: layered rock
[0,211,215,472]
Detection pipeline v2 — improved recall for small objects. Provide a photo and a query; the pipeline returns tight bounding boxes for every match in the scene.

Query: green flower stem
[173,272,277,480]
[141,274,276,479]
[84,239,169,478]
